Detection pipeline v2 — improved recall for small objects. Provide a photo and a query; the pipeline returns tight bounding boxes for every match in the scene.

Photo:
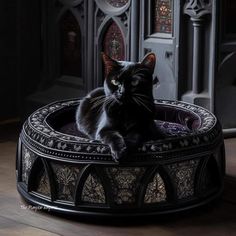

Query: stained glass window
[153,0,172,35]
[106,0,129,8]
[60,11,82,77]
[102,21,125,60]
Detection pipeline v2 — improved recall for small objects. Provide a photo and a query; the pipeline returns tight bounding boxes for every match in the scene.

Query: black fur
[76,53,162,162]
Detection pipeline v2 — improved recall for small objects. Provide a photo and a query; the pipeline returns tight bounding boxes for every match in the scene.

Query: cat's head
[102,53,156,107]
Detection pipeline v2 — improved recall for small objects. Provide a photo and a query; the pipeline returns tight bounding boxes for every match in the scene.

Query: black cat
[76,53,162,162]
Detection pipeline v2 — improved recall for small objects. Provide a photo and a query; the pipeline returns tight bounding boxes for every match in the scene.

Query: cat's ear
[141,53,156,74]
[101,52,119,78]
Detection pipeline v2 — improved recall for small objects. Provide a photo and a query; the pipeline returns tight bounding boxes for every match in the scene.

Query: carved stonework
[119,12,129,27]
[184,0,212,19]
[96,9,106,30]
[106,0,129,8]
[76,2,85,18]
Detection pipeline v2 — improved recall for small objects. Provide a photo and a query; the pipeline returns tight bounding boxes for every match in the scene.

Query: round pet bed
[16,99,225,216]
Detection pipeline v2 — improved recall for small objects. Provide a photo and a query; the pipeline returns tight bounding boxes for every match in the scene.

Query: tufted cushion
[51,104,199,139]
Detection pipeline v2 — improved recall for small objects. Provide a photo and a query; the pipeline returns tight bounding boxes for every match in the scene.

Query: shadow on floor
[27,196,235,227]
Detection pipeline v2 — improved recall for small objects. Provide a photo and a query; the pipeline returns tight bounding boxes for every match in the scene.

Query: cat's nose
[118,85,125,95]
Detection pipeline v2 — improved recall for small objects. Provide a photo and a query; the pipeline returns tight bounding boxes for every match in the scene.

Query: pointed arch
[166,159,200,200]
[199,155,222,196]
[102,20,125,60]
[28,158,51,198]
[59,10,82,77]
[21,145,38,185]
[144,172,167,204]
[50,161,83,202]
[141,166,173,205]
[75,165,107,205]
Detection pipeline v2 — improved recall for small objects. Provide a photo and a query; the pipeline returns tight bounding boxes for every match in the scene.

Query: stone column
[130,0,139,62]
[182,0,212,108]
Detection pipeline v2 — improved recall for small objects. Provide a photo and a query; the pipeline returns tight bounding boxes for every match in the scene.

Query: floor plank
[0,216,59,236]
[225,139,236,178]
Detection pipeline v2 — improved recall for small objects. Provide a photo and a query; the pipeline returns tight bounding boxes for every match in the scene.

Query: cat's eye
[131,79,139,86]
[111,79,119,86]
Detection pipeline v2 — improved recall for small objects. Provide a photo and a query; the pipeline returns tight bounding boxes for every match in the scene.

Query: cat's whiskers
[132,96,144,108]
[133,94,153,106]
[90,95,106,103]
[133,93,151,101]
[92,95,114,111]
[132,97,140,106]
[106,99,117,113]
[91,98,105,106]
[97,102,105,114]
[133,93,148,98]
[133,95,153,113]
[91,98,106,110]
[104,96,114,107]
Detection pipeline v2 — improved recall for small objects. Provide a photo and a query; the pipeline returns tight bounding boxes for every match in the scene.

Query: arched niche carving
[60,10,82,77]
[102,20,125,60]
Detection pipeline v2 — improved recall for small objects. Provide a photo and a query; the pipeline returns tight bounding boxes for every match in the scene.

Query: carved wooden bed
[16,99,225,216]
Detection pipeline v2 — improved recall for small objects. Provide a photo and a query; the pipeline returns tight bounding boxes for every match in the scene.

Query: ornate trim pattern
[184,0,212,19]
[20,99,221,163]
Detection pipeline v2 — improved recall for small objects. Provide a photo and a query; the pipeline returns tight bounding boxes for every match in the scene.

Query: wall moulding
[181,0,213,109]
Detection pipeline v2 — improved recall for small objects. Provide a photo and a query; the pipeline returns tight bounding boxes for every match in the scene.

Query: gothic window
[152,0,173,36]
[102,21,125,60]
[60,11,82,77]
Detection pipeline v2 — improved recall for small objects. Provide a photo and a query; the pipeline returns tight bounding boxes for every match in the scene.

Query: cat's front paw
[111,146,127,163]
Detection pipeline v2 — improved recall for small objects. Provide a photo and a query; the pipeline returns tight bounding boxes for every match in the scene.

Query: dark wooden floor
[0,124,236,236]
